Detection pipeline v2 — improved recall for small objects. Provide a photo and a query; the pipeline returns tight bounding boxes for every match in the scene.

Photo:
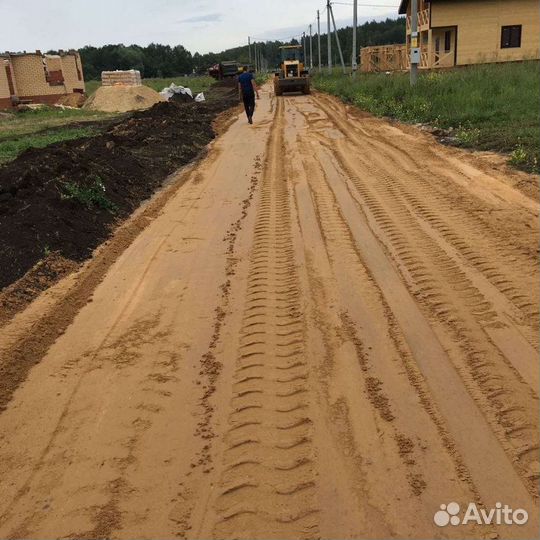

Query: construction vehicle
[274,45,310,96]
[208,61,241,80]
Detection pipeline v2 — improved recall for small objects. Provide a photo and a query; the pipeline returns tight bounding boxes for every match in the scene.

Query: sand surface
[0,87,538,539]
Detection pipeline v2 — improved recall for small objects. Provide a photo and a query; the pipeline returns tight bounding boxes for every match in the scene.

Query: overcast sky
[2,0,400,54]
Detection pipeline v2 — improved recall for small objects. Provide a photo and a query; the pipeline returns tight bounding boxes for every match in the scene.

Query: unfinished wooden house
[0,50,85,109]
[399,0,540,69]
[360,44,408,72]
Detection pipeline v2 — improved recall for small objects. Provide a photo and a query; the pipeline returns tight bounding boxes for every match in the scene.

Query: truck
[208,61,241,80]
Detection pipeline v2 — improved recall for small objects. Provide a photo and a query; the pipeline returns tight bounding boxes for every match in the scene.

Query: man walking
[238,66,260,124]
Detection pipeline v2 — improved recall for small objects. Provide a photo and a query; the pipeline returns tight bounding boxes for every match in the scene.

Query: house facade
[398,0,540,68]
[0,50,85,109]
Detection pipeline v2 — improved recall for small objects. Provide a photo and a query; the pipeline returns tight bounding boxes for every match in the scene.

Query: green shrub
[455,125,481,146]
[61,176,116,212]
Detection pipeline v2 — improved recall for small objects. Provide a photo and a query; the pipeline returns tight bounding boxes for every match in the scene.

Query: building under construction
[0,50,85,109]
[360,0,540,73]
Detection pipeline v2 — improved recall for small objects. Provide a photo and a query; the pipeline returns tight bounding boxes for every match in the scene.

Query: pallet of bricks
[101,70,142,86]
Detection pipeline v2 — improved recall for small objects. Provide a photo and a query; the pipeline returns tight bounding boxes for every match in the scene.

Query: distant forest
[78,17,405,80]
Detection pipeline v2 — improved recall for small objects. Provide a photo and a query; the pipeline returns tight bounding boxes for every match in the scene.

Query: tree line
[78,17,405,80]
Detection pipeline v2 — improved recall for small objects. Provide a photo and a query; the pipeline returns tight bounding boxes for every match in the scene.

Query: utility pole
[317,10,322,72]
[327,0,332,74]
[329,1,346,73]
[352,0,358,76]
[302,32,306,65]
[309,24,313,70]
[248,36,251,65]
[254,41,258,72]
[410,0,419,85]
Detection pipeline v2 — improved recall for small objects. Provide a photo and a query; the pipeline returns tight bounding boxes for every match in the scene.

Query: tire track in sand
[287,96,538,535]
[304,96,539,494]
[208,98,318,539]
[313,93,539,330]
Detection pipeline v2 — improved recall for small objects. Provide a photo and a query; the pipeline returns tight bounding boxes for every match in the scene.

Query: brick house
[399,0,540,68]
[0,50,85,109]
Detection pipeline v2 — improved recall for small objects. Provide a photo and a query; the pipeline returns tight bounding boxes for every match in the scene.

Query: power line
[247,0,403,74]
[332,1,398,6]
[249,33,303,43]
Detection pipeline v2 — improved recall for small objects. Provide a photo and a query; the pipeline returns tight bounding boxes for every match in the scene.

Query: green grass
[0,107,112,138]
[0,125,100,164]
[313,61,540,173]
[84,80,101,96]
[85,75,215,96]
[0,107,114,164]
[0,76,216,165]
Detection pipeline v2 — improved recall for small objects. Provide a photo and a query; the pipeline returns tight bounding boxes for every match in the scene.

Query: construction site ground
[0,86,538,539]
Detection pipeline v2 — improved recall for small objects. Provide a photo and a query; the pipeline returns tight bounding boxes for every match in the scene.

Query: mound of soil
[170,92,194,104]
[0,87,238,291]
[56,93,86,108]
[84,85,165,113]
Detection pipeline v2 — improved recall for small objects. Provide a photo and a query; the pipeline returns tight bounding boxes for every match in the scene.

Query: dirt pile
[83,85,165,113]
[0,87,238,291]
[56,93,86,108]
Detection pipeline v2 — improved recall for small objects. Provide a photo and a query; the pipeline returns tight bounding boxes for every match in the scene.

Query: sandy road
[0,87,538,539]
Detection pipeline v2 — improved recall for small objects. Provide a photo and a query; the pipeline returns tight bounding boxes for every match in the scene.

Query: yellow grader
[274,45,310,96]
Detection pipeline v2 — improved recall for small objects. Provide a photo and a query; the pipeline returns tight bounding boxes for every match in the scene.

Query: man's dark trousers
[242,92,255,120]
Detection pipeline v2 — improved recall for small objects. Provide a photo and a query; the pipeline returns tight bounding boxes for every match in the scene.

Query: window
[501,25,522,48]
[444,30,452,52]
[45,69,65,85]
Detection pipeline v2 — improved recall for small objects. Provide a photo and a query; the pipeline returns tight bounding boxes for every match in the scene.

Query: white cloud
[0,0,400,54]
[178,13,222,24]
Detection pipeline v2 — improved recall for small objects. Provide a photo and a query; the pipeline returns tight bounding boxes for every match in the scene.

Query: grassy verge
[255,73,271,86]
[0,126,100,163]
[0,107,115,164]
[313,61,540,173]
[85,76,215,96]
[0,76,216,164]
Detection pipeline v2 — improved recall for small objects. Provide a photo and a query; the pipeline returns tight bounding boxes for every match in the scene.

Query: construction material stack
[101,70,142,87]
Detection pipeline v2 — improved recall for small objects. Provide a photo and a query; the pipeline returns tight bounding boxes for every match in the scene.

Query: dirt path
[0,88,538,540]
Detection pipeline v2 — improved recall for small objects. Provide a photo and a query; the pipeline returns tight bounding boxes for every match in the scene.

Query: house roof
[0,50,79,58]
[399,0,437,15]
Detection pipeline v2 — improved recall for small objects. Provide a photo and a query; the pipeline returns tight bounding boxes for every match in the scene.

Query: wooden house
[398,0,540,68]
[360,44,409,72]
